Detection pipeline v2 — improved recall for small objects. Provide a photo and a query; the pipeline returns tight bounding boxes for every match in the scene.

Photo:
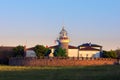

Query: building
[0,46,15,58]
[49,45,78,57]
[78,43,102,58]
[0,46,15,64]
[49,27,78,57]
[49,27,102,58]
[58,27,70,55]
[25,47,36,57]
[4,26,101,58]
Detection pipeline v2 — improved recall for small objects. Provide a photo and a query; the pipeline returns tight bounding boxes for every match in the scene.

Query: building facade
[24,27,102,58]
[78,43,102,58]
[49,27,102,58]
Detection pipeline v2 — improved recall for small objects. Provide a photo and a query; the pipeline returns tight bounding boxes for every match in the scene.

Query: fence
[9,57,118,66]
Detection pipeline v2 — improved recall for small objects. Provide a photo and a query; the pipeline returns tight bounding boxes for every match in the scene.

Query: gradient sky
[0,0,120,50]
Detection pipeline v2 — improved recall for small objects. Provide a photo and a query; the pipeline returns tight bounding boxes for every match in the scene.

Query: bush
[53,47,67,57]
[34,45,51,58]
[102,50,117,58]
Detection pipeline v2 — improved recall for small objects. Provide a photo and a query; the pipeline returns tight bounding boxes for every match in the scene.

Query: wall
[79,51,100,58]
[68,49,78,57]
[49,49,54,57]
[49,49,78,57]
[9,57,117,66]
[25,50,36,57]
[50,48,100,58]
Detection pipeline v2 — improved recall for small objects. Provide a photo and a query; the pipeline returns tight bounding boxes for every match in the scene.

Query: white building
[49,27,102,58]
[24,27,103,58]
[78,43,102,58]
[49,45,78,57]
[49,43,102,58]
[25,50,36,57]
[24,47,37,58]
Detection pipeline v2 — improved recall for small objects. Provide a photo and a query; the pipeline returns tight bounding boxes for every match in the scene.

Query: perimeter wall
[9,57,118,66]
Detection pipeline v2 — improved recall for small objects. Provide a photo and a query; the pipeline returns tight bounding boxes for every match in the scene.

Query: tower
[58,26,70,55]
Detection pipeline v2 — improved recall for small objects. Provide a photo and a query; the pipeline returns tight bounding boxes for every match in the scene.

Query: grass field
[0,65,120,80]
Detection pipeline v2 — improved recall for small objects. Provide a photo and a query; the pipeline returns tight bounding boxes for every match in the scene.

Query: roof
[26,45,52,51]
[0,46,15,58]
[0,46,15,51]
[26,47,34,50]
[69,45,78,49]
[80,47,100,51]
[49,45,58,49]
[49,45,78,49]
[78,43,102,47]
[60,27,67,34]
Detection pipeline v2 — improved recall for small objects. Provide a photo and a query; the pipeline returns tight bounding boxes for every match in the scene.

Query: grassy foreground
[0,65,120,80]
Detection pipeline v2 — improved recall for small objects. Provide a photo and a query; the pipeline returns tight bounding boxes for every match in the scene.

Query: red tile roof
[68,45,78,49]
[26,47,34,50]
[49,45,78,49]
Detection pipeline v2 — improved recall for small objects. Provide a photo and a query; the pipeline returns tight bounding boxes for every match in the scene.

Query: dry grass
[0,65,61,71]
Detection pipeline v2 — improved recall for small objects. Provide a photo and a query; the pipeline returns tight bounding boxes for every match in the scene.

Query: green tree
[115,48,120,58]
[102,50,117,58]
[13,45,24,57]
[34,45,50,58]
[44,48,51,57]
[53,47,67,57]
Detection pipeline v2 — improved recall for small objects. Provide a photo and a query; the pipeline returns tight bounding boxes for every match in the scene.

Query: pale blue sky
[0,0,120,50]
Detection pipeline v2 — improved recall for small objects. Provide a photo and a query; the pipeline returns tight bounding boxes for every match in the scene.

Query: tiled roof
[68,45,78,49]
[49,45,58,49]
[49,45,78,49]
[0,46,15,58]
[26,47,34,50]
[78,43,102,47]
[0,46,15,51]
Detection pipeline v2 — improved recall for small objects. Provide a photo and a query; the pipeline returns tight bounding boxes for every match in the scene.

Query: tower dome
[59,27,68,38]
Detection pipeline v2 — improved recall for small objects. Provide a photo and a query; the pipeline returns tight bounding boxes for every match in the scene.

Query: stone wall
[9,57,118,66]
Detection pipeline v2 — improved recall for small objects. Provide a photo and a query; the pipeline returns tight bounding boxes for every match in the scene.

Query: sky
[0,0,120,50]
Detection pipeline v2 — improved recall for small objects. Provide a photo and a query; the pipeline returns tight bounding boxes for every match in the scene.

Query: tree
[53,47,67,57]
[34,45,50,58]
[13,45,24,57]
[115,48,120,58]
[44,48,51,57]
[102,50,117,58]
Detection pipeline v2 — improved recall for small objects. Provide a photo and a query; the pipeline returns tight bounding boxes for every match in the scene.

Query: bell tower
[58,26,70,55]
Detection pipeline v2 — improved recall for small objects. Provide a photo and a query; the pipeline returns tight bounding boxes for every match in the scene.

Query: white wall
[26,50,36,57]
[79,51,100,58]
[68,49,78,57]
[49,48,100,58]
[49,48,78,57]
[49,49,54,57]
